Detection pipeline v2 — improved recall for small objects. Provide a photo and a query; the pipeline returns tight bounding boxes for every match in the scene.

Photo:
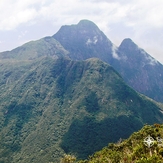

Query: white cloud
[112,44,120,60]
[1,0,163,32]
[0,0,39,30]
[18,30,28,39]
[0,0,163,63]
[140,49,158,66]
[0,9,38,30]
[86,36,98,45]
[124,0,163,29]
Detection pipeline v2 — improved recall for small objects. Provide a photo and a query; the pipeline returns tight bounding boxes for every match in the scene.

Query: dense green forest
[0,57,163,163]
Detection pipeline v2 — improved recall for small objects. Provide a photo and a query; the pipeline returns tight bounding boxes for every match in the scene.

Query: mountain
[77,124,163,163]
[53,20,163,102]
[1,20,163,162]
[0,36,69,60]
[0,57,163,163]
[53,20,113,62]
[1,20,163,102]
[115,38,163,102]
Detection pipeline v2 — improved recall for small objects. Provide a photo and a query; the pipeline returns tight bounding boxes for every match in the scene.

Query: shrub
[60,154,76,163]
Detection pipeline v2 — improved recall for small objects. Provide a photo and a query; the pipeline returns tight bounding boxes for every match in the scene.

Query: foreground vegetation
[61,124,163,163]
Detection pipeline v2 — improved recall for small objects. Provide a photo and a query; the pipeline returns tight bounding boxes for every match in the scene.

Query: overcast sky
[0,0,163,63]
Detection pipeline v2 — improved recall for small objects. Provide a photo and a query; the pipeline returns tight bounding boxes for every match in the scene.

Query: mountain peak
[119,38,138,50]
[77,19,99,29]
[53,20,113,61]
[53,20,99,37]
[122,38,133,42]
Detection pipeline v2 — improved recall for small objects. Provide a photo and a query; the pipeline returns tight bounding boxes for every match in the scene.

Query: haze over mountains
[0,20,163,162]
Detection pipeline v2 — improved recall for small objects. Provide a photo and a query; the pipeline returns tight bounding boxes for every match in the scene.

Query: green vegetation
[1,21,163,162]
[77,124,163,163]
[60,154,76,163]
[0,56,163,163]
[0,37,69,60]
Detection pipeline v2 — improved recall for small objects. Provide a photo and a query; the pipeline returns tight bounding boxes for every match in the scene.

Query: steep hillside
[78,124,163,163]
[0,57,163,163]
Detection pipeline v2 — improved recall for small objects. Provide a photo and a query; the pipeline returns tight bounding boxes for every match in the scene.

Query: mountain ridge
[0,57,163,162]
[53,20,163,102]
[0,19,163,162]
[1,20,163,102]
[0,37,69,60]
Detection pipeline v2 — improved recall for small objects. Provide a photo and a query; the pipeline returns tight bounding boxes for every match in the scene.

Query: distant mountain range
[53,20,163,102]
[0,20,163,162]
